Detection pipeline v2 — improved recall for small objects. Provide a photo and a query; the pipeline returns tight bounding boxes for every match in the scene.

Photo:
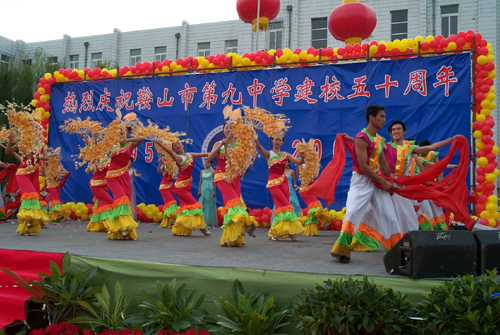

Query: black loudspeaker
[473,230,500,275]
[383,230,477,279]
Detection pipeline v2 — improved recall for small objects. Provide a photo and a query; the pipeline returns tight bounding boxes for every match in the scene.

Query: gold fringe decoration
[296,139,320,187]
[224,117,258,182]
[242,106,290,139]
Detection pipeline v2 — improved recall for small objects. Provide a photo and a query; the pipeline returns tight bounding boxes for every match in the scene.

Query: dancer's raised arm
[153,140,183,165]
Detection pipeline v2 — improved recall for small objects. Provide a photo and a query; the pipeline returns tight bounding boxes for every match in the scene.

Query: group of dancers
[1,103,470,259]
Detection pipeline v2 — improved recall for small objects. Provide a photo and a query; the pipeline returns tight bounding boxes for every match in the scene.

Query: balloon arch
[31,31,498,227]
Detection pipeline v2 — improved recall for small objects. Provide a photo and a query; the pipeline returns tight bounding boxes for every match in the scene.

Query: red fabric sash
[306,134,476,229]
[0,163,19,193]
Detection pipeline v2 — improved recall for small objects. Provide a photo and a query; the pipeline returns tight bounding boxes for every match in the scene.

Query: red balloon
[345,45,353,54]
[267,55,274,64]
[480,84,491,93]
[465,34,473,43]
[475,33,483,43]
[485,163,495,173]
[486,152,496,161]
[492,161,498,168]
[485,182,496,191]
[440,38,449,47]
[485,78,494,87]
[47,78,55,85]
[353,43,361,53]
[473,121,484,130]
[476,92,485,102]
[70,212,77,220]
[478,194,488,204]
[420,42,429,51]
[476,78,485,87]
[261,214,270,223]
[378,44,386,53]
[456,37,465,47]
[479,218,489,226]
[448,34,457,43]
[478,47,489,56]
[476,184,485,193]
[264,207,271,213]
[137,211,144,221]
[477,167,486,175]
[477,150,485,158]
[483,190,494,196]
[254,209,263,217]
[337,47,345,55]
[481,126,491,134]
[477,175,486,184]
[483,145,493,154]
[482,135,492,144]
[334,220,342,230]
[429,40,437,49]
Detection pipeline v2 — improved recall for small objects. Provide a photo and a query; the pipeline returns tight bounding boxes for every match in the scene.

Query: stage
[0,219,443,323]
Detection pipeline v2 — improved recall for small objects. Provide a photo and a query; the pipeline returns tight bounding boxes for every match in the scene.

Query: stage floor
[0,219,391,278]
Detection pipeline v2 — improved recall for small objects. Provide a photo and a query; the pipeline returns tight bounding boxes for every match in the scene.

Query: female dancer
[153,139,210,236]
[256,136,305,241]
[105,126,144,240]
[271,161,302,221]
[46,162,71,222]
[5,131,51,235]
[157,154,178,228]
[87,157,114,232]
[128,157,140,220]
[207,121,253,247]
[198,159,217,227]
[299,181,334,236]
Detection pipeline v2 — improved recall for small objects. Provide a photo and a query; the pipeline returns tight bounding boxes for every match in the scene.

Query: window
[268,21,283,50]
[391,10,408,41]
[91,52,102,68]
[155,46,167,61]
[130,49,141,65]
[48,56,58,64]
[441,5,458,37]
[69,55,79,69]
[225,40,238,54]
[0,54,10,64]
[311,18,328,49]
[198,42,211,57]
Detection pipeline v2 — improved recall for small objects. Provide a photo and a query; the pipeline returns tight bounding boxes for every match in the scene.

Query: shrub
[294,276,415,335]
[2,253,105,323]
[70,282,134,332]
[129,279,208,335]
[210,279,292,335]
[414,269,500,334]
[29,322,82,335]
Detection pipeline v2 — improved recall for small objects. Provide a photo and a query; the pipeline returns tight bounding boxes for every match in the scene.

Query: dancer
[157,155,178,228]
[198,159,217,227]
[4,110,51,235]
[153,139,211,237]
[256,136,305,241]
[330,105,402,263]
[271,161,302,222]
[207,120,254,247]
[45,152,71,222]
[87,157,114,232]
[105,124,144,240]
[128,157,140,220]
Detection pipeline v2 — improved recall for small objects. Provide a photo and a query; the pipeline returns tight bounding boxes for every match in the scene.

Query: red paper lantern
[328,0,377,45]
[236,0,280,32]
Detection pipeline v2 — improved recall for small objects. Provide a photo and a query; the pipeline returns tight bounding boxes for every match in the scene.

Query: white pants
[343,172,400,240]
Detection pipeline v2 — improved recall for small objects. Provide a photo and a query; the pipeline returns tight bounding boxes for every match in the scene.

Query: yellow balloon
[57,74,65,82]
[425,35,434,43]
[473,130,483,139]
[369,45,378,56]
[81,214,89,221]
[306,54,315,62]
[489,102,496,110]
[488,219,496,227]
[492,146,499,154]
[493,169,500,177]
[480,100,490,109]
[415,36,424,43]
[480,210,491,219]
[485,173,496,183]
[447,42,457,51]
[488,70,497,79]
[268,49,276,55]
[493,212,500,220]
[242,57,251,66]
[291,54,300,62]
[477,55,488,65]
[486,93,495,101]
[477,157,488,167]
[43,112,51,118]
[482,109,492,116]
[476,114,486,122]
[486,203,498,213]
[486,54,495,62]
[146,211,154,219]
[31,99,37,107]
[44,73,52,79]
[75,210,82,217]
[81,207,89,215]
[155,212,163,220]
[299,51,307,60]
[398,43,406,52]
[386,41,394,51]
[476,141,485,150]
[279,55,288,64]
[406,39,415,48]
[67,202,75,207]
[38,87,45,95]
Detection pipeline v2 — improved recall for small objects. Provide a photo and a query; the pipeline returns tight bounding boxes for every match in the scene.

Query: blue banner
[49,53,471,210]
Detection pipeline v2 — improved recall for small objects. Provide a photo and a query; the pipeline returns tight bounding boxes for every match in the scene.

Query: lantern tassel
[252,16,269,32]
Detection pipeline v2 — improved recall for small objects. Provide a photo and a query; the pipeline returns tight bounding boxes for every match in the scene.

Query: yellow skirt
[16,208,48,235]
[350,240,377,252]
[303,223,319,236]
[268,220,304,240]
[48,207,71,222]
[159,214,176,228]
[175,214,206,230]
[106,214,138,240]
[172,224,192,236]
[87,219,108,232]
[220,214,249,247]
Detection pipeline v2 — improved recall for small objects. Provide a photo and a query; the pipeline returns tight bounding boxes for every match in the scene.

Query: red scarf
[305,134,477,229]
[0,163,19,193]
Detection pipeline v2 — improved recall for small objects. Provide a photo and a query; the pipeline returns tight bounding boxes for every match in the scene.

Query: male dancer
[331,105,401,263]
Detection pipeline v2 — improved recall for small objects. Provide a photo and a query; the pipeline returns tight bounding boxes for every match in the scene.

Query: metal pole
[471,36,477,213]
[256,0,261,52]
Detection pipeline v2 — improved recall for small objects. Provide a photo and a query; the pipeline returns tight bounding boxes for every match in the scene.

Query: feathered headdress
[296,139,321,189]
